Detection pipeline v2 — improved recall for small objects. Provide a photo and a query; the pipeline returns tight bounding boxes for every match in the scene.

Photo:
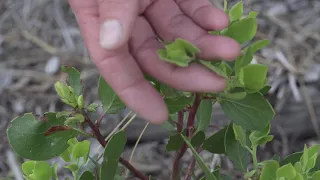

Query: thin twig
[82,111,148,180]
[184,155,196,180]
[171,94,202,180]
[186,93,202,137]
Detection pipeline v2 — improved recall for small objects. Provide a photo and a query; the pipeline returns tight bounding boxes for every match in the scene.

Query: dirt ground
[0,0,320,179]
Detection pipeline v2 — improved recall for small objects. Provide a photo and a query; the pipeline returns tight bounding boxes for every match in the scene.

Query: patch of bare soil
[0,0,319,179]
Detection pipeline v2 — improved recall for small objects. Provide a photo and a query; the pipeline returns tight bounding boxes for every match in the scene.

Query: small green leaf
[222,17,257,44]
[311,170,320,180]
[276,163,296,179]
[7,113,79,160]
[219,93,275,131]
[232,124,247,147]
[100,131,127,180]
[98,76,126,114]
[51,163,58,179]
[87,103,99,112]
[229,1,243,22]
[28,161,52,180]
[72,140,90,163]
[244,170,256,179]
[203,126,228,154]
[234,47,254,75]
[61,66,83,96]
[249,123,273,147]
[219,62,233,76]
[219,91,247,101]
[181,134,217,180]
[281,152,303,166]
[22,161,36,176]
[260,160,279,180]
[65,163,78,172]
[239,64,269,92]
[191,131,205,147]
[157,38,200,67]
[249,40,270,54]
[166,133,184,152]
[199,60,228,78]
[196,99,213,132]
[248,11,259,18]
[165,96,194,114]
[224,123,249,172]
[79,171,94,180]
[259,85,272,95]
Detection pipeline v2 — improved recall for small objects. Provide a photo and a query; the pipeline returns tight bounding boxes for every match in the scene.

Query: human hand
[67,0,241,124]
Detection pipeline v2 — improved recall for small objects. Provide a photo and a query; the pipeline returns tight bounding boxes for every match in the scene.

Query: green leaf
[191,131,205,147]
[249,40,270,53]
[79,171,94,180]
[7,113,79,160]
[100,131,127,180]
[281,152,303,166]
[61,66,83,96]
[222,17,257,44]
[229,1,243,22]
[224,123,249,172]
[157,38,200,67]
[51,163,58,180]
[311,170,320,180]
[98,76,125,114]
[87,103,99,112]
[244,170,256,179]
[259,85,272,95]
[22,161,36,176]
[181,134,217,180]
[276,164,296,179]
[232,124,247,147]
[249,123,273,147]
[165,96,194,114]
[203,126,228,154]
[72,140,90,163]
[219,93,275,131]
[196,99,213,132]
[239,64,269,92]
[234,49,253,76]
[28,161,52,180]
[199,60,228,78]
[166,133,184,151]
[260,160,279,180]
[219,62,233,76]
[248,11,259,18]
[219,91,247,101]
[65,163,78,172]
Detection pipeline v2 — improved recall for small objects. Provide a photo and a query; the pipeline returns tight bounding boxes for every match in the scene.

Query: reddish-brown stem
[177,110,184,132]
[171,94,202,180]
[95,112,106,127]
[82,111,148,180]
[184,147,200,180]
[186,93,202,137]
[184,156,196,180]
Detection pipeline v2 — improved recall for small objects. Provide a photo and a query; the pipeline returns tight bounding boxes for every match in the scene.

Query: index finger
[68,0,168,124]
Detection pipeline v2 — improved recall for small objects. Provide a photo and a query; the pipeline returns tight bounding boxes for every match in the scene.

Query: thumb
[98,0,139,50]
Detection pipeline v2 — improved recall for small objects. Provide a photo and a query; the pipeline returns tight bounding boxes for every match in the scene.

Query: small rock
[45,56,60,75]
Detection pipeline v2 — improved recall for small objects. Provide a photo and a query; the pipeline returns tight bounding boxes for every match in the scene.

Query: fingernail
[100,19,123,49]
